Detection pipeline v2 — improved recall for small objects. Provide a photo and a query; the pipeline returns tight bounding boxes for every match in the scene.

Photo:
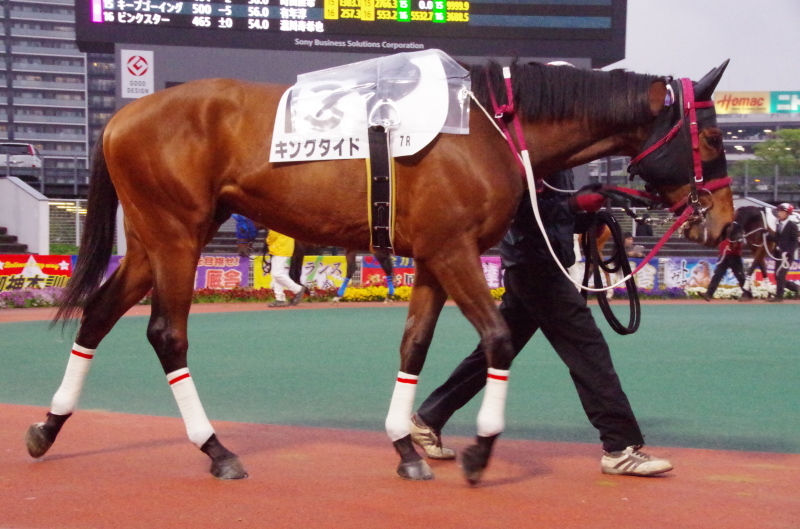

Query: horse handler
[266,230,307,307]
[767,203,799,302]
[409,170,673,477]
[700,235,746,301]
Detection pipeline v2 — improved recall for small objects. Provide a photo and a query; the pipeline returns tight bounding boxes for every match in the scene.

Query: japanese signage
[253,255,348,289]
[195,255,250,288]
[362,255,415,287]
[0,255,72,291]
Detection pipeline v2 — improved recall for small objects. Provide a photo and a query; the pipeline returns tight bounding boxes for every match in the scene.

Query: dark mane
[469,61,662,127]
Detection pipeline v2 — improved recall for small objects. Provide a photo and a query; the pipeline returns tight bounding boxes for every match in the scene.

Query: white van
[0,142,43,168]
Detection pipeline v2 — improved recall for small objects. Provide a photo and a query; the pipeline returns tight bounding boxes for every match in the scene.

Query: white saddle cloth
[269,49,470,163]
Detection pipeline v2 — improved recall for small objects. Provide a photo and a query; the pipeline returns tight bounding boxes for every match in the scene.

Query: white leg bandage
[476,368,510,437]
[385,372,418,442]
[167,368,215,448]
[50,343,95,416]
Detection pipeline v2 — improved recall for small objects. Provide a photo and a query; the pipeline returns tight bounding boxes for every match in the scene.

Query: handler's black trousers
[775,257,799,298]
[417,261,644,453]
[706,255,746,297]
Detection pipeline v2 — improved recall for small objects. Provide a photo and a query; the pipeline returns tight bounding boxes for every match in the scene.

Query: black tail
[53,132,118,324]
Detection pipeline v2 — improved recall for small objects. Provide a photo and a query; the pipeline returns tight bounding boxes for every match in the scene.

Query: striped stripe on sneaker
[600,445,673,476]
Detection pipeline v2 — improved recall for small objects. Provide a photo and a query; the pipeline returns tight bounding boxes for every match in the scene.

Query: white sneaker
[409,413,456,460]
[601,445,673,476]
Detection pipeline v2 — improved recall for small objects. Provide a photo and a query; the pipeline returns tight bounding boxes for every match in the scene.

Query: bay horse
[27,56,733,484]
[734,205,800,300]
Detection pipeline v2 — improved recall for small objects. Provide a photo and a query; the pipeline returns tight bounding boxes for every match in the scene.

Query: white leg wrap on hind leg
[385,372,418,442]
[167,368,215,448]
[477,368,510,437]
[50,343,95,416]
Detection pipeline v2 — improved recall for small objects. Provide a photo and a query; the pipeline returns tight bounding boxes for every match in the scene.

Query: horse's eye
[704,135,722,150]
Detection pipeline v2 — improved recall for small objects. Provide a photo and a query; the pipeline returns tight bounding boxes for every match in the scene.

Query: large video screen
[76,0,626,63]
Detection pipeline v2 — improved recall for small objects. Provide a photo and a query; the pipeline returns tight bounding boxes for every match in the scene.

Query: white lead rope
[469,89,638,293]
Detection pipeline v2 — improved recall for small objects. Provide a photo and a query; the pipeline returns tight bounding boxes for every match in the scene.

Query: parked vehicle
[0,142,43,168]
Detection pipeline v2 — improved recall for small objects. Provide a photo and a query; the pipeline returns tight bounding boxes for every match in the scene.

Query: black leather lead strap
[368,125,393,252]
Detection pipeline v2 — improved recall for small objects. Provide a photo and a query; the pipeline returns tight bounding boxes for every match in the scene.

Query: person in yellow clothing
[266,230,307,307]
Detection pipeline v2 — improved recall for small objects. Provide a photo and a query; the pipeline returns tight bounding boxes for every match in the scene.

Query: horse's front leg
[146,254,247,480]
[425,247,514,485]
[386,261,448,480]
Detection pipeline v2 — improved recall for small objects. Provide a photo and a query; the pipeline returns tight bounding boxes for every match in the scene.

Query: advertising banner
[363,255,414,287]
[663,257,737,289]
[195,255,250,289]
[481,256,503,288]
[0,254,71,291]
[120,49,154,99]
[765,259,800,283]
[573,258,659,291]
[100,254,250,289]
[253,255,348,290]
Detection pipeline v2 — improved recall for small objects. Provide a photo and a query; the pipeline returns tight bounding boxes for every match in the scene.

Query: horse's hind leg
[145,251,247,480]
[26,244,154,458]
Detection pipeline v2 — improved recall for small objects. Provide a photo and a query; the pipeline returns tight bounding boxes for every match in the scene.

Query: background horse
[333,250,395,301]
[734,205,800,300]
[28,58,733,484]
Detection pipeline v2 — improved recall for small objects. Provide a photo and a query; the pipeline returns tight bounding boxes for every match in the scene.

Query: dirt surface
[2,403,797,529]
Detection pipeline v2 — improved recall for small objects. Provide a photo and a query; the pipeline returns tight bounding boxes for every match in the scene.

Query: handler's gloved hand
[568,183,606,213]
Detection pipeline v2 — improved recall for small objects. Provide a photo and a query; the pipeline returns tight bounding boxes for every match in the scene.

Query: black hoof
[392,434,434,480]
[397,459,433,480]
[25,423,53,458]
[210,456,248,480]
[461,434,499,485]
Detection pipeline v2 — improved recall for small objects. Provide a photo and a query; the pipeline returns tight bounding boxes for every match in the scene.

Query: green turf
[1,304,798,453]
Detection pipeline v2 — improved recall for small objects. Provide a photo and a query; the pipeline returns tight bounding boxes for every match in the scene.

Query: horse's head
[628,61,732,247]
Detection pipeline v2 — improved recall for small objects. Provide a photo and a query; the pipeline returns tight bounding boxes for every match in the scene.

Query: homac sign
[714,91,800,114]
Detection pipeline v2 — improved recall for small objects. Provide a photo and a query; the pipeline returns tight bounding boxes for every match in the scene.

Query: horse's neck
[525,119,646,174]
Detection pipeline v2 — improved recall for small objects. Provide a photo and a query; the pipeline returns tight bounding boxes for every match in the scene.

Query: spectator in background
[232,214,259,258]
[266,230,307,307]
[623,232,645,258]
[767,203,799,302]
[700,233,746,301]
[635,214,654,237]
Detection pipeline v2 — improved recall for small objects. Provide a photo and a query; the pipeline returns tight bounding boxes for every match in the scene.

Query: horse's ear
[695,59,730,101]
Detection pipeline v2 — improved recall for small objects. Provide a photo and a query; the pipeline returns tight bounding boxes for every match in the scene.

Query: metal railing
[589,157,800,204]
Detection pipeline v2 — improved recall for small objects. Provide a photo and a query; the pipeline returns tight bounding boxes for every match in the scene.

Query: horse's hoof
[25,422,53,458]
[397,459,433,480]
[210,456,248,480]
[460,444,489,485]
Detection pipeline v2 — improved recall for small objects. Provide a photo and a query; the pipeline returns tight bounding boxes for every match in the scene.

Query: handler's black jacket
[772,219,798,257]
[500,170,577,269]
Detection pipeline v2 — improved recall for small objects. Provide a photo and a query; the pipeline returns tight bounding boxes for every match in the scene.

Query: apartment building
[1,0,114,169]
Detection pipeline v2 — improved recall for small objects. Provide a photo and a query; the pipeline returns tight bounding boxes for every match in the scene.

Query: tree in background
[729,128,800,178]
[753,129,800,165]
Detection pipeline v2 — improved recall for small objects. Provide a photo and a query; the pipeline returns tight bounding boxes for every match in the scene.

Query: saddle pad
[269,49,470,163]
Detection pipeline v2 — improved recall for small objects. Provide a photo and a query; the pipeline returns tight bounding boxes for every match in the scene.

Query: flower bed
[7,282,763,309]
[0,285,508,309]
